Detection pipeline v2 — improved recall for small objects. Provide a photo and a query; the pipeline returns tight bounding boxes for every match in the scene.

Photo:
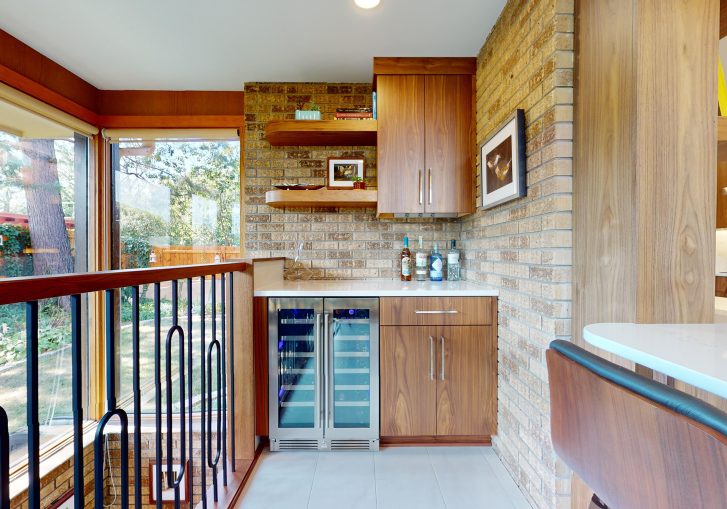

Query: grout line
[426,447,449,509]
[305,452,320,509]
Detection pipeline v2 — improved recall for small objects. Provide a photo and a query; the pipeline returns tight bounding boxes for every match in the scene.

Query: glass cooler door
[268,298,323,439]
[324,298,379,439]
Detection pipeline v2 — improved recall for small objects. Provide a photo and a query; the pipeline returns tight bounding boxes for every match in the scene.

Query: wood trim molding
[373,57,476,75]
[97,114,245,129]
[380,435,492,446]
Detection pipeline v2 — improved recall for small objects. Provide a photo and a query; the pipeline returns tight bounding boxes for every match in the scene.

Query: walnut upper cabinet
[374,57,475,218]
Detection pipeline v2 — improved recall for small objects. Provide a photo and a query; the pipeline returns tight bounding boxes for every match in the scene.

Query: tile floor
[236,446,532,509]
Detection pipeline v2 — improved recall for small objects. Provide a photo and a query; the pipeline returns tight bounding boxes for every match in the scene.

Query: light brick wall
[243,82,460,278]
[459,0,575,507]
[11,443,96,509]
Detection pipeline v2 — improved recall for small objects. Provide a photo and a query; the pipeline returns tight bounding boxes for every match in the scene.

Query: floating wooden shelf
[264,120,377,146]
[265,189,377,208]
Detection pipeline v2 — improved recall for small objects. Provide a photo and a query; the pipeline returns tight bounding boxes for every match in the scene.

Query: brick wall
[458,0,575,507]
[11,443,96,509]
[243,82,460,278]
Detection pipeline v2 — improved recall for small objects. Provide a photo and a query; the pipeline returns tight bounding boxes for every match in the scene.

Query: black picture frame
[480,109,527,209]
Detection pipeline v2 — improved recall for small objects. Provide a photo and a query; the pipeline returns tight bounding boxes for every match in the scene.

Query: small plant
[301,102,321,112]
[352,176,366,190]
[351,176,363,182]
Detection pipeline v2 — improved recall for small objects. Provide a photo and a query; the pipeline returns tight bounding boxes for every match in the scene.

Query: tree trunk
[20,139,74,281]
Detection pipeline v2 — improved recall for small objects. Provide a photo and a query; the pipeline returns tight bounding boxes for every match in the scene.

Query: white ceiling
[0,0,507,90]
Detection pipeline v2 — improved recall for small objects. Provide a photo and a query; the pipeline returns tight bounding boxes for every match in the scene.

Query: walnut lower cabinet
[380,297,497,442]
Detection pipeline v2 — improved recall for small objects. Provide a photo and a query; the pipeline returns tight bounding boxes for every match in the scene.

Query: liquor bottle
[447,239,460,281]
[415,236,428,281]
[400,236,412,281]
[430,243,443,282]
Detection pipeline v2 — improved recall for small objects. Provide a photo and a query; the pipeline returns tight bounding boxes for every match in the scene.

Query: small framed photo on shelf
[480,109,526,209]
[326,158,365,189]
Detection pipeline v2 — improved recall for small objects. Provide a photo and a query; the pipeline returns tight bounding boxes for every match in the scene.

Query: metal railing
[0,262,248,509]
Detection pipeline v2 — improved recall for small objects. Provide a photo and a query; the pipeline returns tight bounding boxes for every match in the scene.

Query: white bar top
[584,323,727,399]
[254,279,499,297]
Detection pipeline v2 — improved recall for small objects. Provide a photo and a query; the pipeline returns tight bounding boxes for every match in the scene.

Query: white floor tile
[428,447,515,509]
[374,448,446,509]
[235,446,532,509]
[307,452,376,509]
[237,451,318,509]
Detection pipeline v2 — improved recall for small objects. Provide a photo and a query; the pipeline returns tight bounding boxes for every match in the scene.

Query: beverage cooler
[268,297,380,451]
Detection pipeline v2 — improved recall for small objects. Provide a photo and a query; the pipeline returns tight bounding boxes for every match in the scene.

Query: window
[0,99,91,467]
[109,132,240,413]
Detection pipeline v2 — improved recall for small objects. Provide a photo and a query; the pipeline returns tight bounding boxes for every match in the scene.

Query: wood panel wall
[573,0,719,505]
[574,0,717,343]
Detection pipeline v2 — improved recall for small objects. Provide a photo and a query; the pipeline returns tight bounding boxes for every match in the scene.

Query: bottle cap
[403,236,409,247]
[433,242,439,252]
[451,239,456,249]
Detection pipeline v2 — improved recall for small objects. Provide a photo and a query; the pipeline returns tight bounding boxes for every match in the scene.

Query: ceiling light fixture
[354,0,380,9]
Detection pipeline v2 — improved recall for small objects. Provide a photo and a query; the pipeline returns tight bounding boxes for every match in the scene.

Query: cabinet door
[436,326,496,436]
[424,74,474,215]
[380,326,436,436]
[376,75,426,215]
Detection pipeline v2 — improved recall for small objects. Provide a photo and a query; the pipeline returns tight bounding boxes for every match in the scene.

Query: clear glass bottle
[447,239,460,281]
[430,243,443,282]
[415,236,428,281]
[400,236,412,281]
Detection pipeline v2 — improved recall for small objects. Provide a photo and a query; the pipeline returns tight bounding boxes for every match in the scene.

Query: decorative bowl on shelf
[273,184,324,191]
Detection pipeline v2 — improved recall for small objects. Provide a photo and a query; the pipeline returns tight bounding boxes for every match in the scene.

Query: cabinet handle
[429,336,434,381]
[418,170,423,205]
[440,336,445,381]
[415,310,459,315]
[428,168,432,205]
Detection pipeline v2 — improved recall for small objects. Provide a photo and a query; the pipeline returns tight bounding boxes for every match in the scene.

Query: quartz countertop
[583,322,727,399]
[253,279,498,297]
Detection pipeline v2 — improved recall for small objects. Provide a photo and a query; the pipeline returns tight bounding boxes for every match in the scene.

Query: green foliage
[118,141,240,251]
[0,224,33,277]
[0,302,70,365]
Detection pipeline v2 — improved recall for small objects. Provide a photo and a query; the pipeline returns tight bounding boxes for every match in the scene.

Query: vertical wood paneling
[634,0,717,324]
[573,0,638,344]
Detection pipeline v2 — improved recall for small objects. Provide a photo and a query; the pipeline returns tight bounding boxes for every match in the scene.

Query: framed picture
[149,461,191,505]
[480,109,526,209]
[327,158,365,189]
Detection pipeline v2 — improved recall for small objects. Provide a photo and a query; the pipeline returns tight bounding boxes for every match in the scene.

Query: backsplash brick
[459,0,575,507]
[243,82,460,278]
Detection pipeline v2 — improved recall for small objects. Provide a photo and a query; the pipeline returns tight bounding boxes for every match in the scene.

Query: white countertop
[254,279,499,297]
[584,323,727,399]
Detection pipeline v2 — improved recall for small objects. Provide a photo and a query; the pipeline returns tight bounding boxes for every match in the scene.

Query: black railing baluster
[165,281,186,509]
[207,339,221,502]
[199,276,207,509]
[132,286,142,509]
[221,273,228,485]
[95,290,129,509]
[154,283,163,509]
[71,294,84,509]
[186,278,194,509]
[26,301,40,509]
[229,272,236,472]
[0,406,9,509]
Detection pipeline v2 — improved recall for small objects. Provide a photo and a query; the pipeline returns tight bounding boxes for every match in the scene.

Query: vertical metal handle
[324,313,332,428]
[429,336,434,381]
[315,313,323,428]
[418,170,423,205]
[428,169,432,205]
[440,336,445,380]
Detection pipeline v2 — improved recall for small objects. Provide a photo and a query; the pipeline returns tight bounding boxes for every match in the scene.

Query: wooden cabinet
[380,297,497,441]
[375,58,475,217]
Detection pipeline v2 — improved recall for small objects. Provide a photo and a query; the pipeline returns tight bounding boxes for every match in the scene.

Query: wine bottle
[400,236,412,281]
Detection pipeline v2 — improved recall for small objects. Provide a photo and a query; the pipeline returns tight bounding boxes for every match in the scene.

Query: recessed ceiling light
[354,0,380,9]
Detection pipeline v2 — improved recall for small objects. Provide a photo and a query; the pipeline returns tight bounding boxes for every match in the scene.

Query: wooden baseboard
[380,435,492,446]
